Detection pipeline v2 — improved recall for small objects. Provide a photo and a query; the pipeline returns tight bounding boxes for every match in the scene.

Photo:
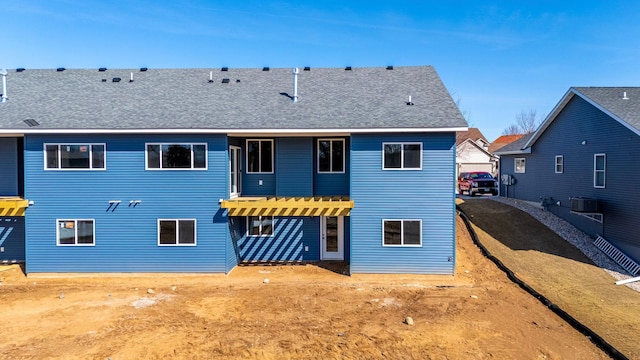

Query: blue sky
[3,1,639,141]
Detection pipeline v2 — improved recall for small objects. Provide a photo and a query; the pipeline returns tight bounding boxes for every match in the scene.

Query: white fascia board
[5,127,468,136]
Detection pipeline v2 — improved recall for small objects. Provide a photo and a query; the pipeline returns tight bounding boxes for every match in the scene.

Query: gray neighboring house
[496,87,640,268]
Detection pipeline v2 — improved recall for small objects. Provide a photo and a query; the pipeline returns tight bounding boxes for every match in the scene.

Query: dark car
[458,172,498,196]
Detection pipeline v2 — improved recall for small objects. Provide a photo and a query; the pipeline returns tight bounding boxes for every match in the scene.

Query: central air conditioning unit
[571,197,599,212]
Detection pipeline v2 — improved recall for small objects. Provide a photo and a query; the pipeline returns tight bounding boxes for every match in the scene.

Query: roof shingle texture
[0,66,466,131]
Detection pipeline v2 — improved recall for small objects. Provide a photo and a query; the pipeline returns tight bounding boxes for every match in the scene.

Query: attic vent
[140,67,148,72]
[386,66,394,70]
[23,118,39,127]
[16,68,25,72]
[222,78,230,84]
[236,79,241,83]
[262,67,270,71]
[345,66,352,71]
[303,66,311,71]
[221,67,229,71]
[101,79,107,82]
[112,77,121,83]
[56,67,65,72]
[98,67,107,72]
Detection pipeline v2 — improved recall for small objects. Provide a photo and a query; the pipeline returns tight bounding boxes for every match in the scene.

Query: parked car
[458,172,498,196]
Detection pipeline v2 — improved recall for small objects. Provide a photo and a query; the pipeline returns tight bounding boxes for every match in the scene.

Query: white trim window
[45,144,105,170]
[318,139,345,173]
[146,143,207,170]
[515,158,526,173]
[158,219,197,246]
[246,139,274,173]
[382,219,422,247]
[555,155,564,174]
[247,216,274,236]
[56,219,95,246]
[594,154,606,188]
[382,142,422,170]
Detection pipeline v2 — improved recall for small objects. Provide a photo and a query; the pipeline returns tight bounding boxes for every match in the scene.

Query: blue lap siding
[24,134,229,273]
[0,137,20,196]
[350,133,456,274]
[500,94,640,263]
[0,217,25,262]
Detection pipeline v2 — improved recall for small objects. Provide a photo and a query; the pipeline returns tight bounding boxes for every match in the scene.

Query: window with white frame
[45,144,105,170]
[246,139,274,173]
[146,143,207,170]
[318,139,345,173]
[594,154,606,188]
[57,219,95,246]
[383,143,422,170]
[383,219,422,246]
[158,219,196,246]
[515,158,526,173]
[555,155,564,174]
[247,216,274,236]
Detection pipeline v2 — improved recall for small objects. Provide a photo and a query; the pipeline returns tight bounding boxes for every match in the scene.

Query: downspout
[292,67,299,102]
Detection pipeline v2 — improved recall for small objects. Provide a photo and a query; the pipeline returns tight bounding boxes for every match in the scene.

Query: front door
[321,216,344,260]
[229,146,241,198]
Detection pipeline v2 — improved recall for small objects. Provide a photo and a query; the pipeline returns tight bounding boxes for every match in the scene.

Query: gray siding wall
[0,137,19,196]
[501,95,640,263]
[350,133,456,274]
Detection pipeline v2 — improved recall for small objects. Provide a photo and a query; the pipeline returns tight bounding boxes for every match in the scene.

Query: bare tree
[454,96,473,127]
[501,109,539,135]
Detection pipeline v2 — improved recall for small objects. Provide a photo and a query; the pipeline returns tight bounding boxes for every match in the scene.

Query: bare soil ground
[0,216,609,360]
[458,199,640,359]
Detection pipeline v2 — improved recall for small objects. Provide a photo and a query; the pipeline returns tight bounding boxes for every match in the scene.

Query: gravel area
[490,197,640,293]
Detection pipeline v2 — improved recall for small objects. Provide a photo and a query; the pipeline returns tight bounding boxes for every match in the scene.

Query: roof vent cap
[140,67,148,72]
[98,67,107,72]
[112,77,121,83]
[221,67,229,71]
[16,68,25,72]
[56,67,65,72]
[386,65,394,70]
[303,66,311,71]
[262,67,270,71]
[222,78,230,84]
[345,66,352,71]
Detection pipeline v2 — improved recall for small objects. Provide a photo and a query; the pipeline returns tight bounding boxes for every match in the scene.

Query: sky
[3,0,640,141]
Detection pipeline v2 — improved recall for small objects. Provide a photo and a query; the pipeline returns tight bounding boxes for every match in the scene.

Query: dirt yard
[0,216,609,360]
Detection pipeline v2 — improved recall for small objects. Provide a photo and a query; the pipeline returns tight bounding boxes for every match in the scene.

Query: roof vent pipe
[623,91,629,100]
[0,69,7,103]
[292,67,299,103]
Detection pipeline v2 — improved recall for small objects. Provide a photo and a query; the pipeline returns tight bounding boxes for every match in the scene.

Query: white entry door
[229,146,241,198]
[321,216,344,260]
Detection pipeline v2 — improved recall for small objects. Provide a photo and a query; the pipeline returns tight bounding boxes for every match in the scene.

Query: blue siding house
[496,87,640,271]
[0,66,466,274]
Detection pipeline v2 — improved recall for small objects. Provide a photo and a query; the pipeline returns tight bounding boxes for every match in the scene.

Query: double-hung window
[594,154,606,188]
[383,219,422,246]
[158,219,196,246]
[247,216,274,236]
[57,219,95,246]
[383,143,422,170]
[146,143,207,170]
[318,139,345,173]
[555,155,564,174]
[515,158,526,173]
[246,139,273,173]
[45,144,105,170]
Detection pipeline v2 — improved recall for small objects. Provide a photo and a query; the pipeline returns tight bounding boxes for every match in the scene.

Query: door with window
[230,146,242,197]
[321,216,344,260]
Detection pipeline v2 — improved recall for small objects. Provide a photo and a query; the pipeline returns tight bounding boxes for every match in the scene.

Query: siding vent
[345,66,352,71]
[221,67,229,71]
[56,67,65,72]
[623,92,629,100]
[386,65,394,70]
[98,67,107,72]
[262,67,270,71]
[140,67,148,72]
[16,68,25,72]
[222,78,230,84]
[112,77,121,83]
[23,118,39,127]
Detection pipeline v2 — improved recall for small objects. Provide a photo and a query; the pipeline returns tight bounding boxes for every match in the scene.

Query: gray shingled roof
[0,66,466,132]
[572,87,640,133]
